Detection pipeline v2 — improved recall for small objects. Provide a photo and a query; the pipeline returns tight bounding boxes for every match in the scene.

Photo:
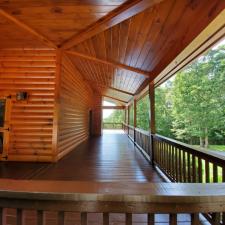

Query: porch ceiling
[0,0,224,105]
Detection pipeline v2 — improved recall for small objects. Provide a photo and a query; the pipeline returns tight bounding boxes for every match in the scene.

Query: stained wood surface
[0,132,163,182]
[0,49,57,162]
[0,1,224,105]
[0,0,127,46]
[70,0,225,99]
[57,54,94,160]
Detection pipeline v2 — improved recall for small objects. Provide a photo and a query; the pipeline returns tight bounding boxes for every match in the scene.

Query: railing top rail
[0,179,225,203]
[153,134,225,165]
[103,122,123,124]
[135,127,150,135]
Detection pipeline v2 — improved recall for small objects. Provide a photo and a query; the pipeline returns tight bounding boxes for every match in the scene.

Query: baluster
[126,213,132,225]
[191,213,199,225]
[81,212,87,225]
[0,208,2,225]
[58,211,65,225]
[197,157,202,183]
[168,144,171,177]
[169,214,177,225]
[165,143,168,174]
[178,149,182,182]
[183,151,186,182]
[205,160,210,183]
[213,164,218,183]
[175,147,178,182]
[162,142,165,170]
[187,152,191,182]
[37,210,44,225]
[223,167,225,224]
[148,213,154,225]
[211,213,220,225]
[103,213,109,225]
[192,155,196,183]
[172,146,176,181]
[17,209,23,225]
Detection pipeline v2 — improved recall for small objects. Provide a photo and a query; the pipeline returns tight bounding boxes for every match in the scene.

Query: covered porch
[0,130,163,182]
[0,0,225,224]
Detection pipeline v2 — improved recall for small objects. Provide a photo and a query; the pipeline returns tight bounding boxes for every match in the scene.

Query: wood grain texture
[57,54,93,160]
[0,0,127,46]
[0,49,57,162]
[61,0,163,49]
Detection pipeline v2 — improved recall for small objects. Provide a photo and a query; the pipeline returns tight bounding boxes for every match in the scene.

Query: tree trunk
[205,128,209,148]
[200,137,204,148]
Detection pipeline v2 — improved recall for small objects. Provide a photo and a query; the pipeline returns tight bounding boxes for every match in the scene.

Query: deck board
[0,131,163,182]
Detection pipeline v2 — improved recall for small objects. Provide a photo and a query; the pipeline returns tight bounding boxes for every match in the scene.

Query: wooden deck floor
[0,130,163,182]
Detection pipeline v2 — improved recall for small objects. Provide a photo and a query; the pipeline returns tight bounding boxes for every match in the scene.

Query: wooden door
[0,97,11,160]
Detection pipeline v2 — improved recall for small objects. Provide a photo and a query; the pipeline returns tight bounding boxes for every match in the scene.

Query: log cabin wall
[56,54,94,161]
[92,93,102,136]
[0,49,57,162]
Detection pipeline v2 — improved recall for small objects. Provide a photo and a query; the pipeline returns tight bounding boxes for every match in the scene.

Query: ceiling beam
[60,0,164,49]
[0,9,57,49]
[66,50,150,77]
[103,95,128,104]
[100,85,134,96]
[87,81,134,96]
[102,106,125,110]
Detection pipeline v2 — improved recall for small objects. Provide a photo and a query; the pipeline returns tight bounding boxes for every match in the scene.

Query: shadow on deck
[0,130,164,182]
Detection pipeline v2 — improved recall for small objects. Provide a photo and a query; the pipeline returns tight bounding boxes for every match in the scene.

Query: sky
[213,37,225,49]
[102,101,115,119]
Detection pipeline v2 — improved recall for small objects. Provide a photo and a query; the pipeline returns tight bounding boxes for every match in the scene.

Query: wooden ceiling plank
[0,9,57,49]
[60,0,164,49]
[103,95,128,104]
[66,50,150,77]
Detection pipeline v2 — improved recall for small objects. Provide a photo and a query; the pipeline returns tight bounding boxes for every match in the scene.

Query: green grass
[193,145,225,152]
[208,145,225,152]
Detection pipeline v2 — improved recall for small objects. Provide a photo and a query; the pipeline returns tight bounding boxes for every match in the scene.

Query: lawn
[193,145,225,152]
[208,145,225,151]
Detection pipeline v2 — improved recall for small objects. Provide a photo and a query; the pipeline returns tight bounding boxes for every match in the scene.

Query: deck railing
[123,123,225,184]
[102,122,123,129]
[123,122,225,224]
[0,179,225,225]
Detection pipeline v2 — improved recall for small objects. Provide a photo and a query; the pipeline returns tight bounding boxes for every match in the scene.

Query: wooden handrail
[0,179,225,208]
[0,179,225,224]
[153,134,225,166]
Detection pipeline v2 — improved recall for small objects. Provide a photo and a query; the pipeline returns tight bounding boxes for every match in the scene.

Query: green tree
[155,81,174,138]
[103,110,124,123]
[136,94,150,131]
[172,46,225,148]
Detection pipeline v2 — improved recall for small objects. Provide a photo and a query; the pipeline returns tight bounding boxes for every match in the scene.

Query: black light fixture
[16,92,28,101]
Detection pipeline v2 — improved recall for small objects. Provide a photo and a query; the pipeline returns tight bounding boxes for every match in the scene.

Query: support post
[149,82,156,165]
[134,98,137,144]
[128,105,130,135]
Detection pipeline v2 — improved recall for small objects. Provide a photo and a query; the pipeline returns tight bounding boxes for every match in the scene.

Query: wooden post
[149,82,156,165]
[128,105,130,135]
[134,98,137,144]
[52,49,62,162]
[124,107,127,124]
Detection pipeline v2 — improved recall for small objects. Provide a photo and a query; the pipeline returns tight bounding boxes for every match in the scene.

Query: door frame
[0,96,11,160]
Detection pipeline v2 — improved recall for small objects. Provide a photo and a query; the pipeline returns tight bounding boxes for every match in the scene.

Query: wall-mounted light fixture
[16,92,28,101]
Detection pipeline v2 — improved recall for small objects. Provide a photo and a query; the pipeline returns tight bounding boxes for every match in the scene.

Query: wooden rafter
[88,81,134,96]
[0,9,57,49]
[103,95,128,104]
[60,0,164,49]
[66,51,150,77]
